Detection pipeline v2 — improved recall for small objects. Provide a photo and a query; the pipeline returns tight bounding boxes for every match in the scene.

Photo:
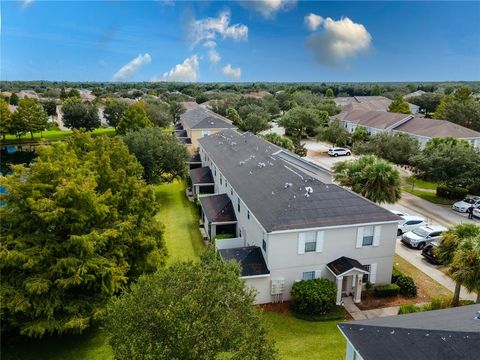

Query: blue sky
[2,1,480,82]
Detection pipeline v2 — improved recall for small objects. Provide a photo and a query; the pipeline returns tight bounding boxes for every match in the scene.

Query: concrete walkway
[343,296,400,320]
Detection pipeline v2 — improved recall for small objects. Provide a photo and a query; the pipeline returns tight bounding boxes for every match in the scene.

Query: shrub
[373,284,400,298]
[436,185,468,200]
[391,267,402,283]
[428,297,451,310]
[395,275,417,298]
[290,278,336,316]
[398,304,420,315]
[467,183,480,196]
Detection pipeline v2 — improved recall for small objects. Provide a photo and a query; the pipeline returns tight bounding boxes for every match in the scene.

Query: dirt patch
[357,292,430,311]
[258,301,293,316]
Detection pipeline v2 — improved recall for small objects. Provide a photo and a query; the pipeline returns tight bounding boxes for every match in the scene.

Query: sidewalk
[343,296,400,320]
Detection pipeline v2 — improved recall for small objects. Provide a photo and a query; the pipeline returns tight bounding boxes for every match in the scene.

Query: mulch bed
[357,291,430,311]
[258,301,293,316]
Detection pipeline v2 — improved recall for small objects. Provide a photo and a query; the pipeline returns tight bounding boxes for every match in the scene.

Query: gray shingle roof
[198,130,399,232]
[394,116,480,139]
[199,194,237,223]
[327,256,367,276]
[335,109,412,130]
[339,305,480,360]
[189,166,214,185]
[180,107,236,130]
[219,246,270,276]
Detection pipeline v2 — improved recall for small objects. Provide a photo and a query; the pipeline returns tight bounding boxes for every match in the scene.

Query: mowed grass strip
[154,180,204,264]
[262,312,345,360]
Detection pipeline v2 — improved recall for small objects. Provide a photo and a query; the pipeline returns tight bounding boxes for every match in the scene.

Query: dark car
[421,241,440,265]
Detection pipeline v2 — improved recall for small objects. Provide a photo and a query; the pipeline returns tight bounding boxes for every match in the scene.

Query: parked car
[473,207,480,219]
[451,197,480,213]
[389,209,410,217]
[422,241,440,265]
[401,225,447,250]
[397,215,427,236]
[327,148,351,157]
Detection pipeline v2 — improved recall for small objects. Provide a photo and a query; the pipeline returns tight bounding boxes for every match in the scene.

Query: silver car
[401,225,447,250]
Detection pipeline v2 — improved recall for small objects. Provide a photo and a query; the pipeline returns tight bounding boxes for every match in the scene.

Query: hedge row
[436,185,468,200]
[290,278,337,316]
[374,284,400,297]
[391,267,418,298]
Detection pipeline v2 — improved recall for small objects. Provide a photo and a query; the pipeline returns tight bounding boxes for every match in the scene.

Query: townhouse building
[191,129,400,305]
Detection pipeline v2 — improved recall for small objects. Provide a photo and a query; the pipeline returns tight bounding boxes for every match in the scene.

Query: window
[304,231,317,252]
[237,198,240,213]
[247,210,250,220]
[302,271,315,281]
[214,168,216,176]
[363,265,371,283]
[225,180,228,188]
[220,175,222,185]
[262,238,266,252]
[230,188,233,195]
[362,226,374,246]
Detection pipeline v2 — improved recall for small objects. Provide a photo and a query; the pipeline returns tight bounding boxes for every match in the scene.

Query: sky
[2,0,480,82]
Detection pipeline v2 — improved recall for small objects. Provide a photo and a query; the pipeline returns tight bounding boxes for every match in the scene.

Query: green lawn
[262,312,345,360]
[154,180,204,264]
[406,176,438,190]
[403,187,453,206]
[1,128,115,144]
[3,329,113,360]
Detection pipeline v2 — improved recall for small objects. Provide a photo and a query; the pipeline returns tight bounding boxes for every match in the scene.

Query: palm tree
[450,235,480,303]
[332,155,401,204]
[435,223,480,306]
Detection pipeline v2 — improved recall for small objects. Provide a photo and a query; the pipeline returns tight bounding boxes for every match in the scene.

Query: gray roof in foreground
[339,305,480,360]
[198,130,399,232]
[180,107,236,130]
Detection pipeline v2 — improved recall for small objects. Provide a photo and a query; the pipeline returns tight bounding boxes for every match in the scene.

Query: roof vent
[258,162,266,168]
[284,182,293,189]
[239,161,245,166]
[305,187,313,194]
[476,311,480,320]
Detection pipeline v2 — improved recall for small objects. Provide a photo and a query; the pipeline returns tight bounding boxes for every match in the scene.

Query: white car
[328,148,351,157]
[473,207,480,219]
[389,209,410,217]
[452,197,480,213]
[401,225,447,250]
[397,215,427,236]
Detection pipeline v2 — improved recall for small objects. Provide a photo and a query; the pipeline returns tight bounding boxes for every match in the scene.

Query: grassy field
[403,187,453,205]
[262,312,345,360]
[154,180,205,264]
[1,128,115,144]
[394,254,452,300]
[406,176,438,190]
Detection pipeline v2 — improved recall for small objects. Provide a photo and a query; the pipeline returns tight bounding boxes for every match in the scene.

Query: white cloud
[155,55,199,82]
[304,13,324,31]
[240,0,296,19]
[112,53,152,81]
[189,10,248,47]
[306,16,372,66]
[208,49,221,63]
[21,0,34,8]
[222,64,241,80]
[203,40,217,49]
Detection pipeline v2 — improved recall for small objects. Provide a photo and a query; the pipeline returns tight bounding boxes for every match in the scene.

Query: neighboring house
[17,90,39,100]
[335,109,480,148]
[334,96,419,114]
[404,90,426,99]
[176,107,236,152]
[194,129,400,305]
[338,304,480,360]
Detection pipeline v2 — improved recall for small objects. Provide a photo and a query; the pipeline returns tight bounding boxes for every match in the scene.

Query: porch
[327,257,369,305]
[198,193,237,240]
[189,166,215,197]
[186,153,202,170]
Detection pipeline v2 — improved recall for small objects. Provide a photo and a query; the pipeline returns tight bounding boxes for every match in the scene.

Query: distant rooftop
[180,107,236,130]
[394,116,480,139]
[335,109,412,130]
[198,130,399,232]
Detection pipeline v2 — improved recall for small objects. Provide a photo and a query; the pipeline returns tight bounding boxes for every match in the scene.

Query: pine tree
[12,98,48,138]
[0,131,166,337]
